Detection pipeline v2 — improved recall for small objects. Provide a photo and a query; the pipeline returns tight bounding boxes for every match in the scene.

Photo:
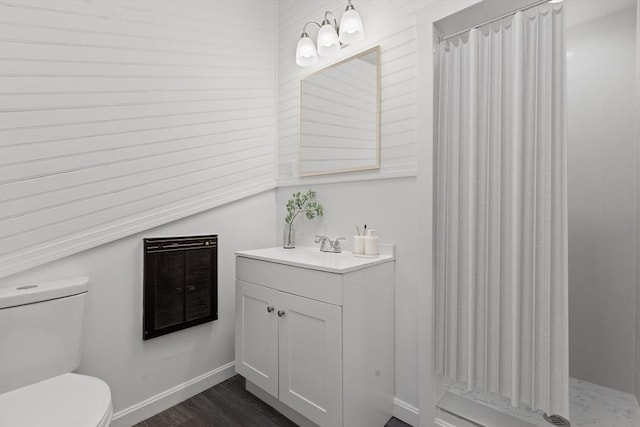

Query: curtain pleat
[434,3,568,417]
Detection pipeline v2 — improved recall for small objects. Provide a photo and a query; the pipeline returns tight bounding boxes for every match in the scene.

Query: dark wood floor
[134,375,411,427]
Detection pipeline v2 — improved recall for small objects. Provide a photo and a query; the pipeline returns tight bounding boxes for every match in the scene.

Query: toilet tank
[0,277,89,394]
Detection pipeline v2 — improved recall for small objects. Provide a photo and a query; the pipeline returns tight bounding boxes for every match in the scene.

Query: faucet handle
[332,237,346,251]
[315,235,329,243]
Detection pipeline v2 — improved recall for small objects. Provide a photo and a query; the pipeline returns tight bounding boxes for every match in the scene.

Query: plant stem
[288,210,302,224]
[287,222,293,246]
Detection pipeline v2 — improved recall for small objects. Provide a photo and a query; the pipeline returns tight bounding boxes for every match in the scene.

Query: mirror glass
[299,46,380,176]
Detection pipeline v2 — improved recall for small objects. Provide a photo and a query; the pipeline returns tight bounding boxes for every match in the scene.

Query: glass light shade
[338,9,364,44]
[296,35,318,67]
[317,24,340,57]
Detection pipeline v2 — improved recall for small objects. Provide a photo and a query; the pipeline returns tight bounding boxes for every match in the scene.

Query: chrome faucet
[314,235,346,253]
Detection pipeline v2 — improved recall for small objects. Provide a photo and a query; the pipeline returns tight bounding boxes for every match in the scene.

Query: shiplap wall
[278,0,432,185]
[0,0,277,277]
[300,53,378,174]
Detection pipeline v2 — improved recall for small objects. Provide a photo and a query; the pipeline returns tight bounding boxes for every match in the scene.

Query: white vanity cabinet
[236,280,343,426]
[235,247,395,427]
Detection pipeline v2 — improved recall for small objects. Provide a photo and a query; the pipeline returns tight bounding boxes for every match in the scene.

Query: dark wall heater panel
[143,235,218,340]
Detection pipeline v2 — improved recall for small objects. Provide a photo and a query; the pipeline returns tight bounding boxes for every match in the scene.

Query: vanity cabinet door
[278,292,342,427]
[235,280,279,398]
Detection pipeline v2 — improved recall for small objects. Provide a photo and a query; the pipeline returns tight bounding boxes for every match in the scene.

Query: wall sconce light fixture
[295,0,364,67]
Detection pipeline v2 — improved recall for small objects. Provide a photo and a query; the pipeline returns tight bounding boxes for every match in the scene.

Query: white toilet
[0,276,113,427]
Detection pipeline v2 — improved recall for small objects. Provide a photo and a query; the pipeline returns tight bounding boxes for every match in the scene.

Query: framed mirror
[299,46,380,176]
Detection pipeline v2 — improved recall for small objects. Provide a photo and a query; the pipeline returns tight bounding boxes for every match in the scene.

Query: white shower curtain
[434,3,569,417]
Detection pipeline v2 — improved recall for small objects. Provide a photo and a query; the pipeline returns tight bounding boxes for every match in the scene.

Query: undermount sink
[235,245,394,274]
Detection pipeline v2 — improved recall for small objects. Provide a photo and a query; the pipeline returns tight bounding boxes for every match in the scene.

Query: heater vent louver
[143,235,218,340]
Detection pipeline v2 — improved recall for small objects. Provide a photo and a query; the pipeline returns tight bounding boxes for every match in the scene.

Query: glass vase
[283,222,296,249]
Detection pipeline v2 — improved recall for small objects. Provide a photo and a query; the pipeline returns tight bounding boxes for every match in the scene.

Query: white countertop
[236,246,395,274]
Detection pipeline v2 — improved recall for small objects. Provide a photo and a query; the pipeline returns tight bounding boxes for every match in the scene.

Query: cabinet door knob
[277,310,286,317]
[267,306,275,313]
[186,285,196,292]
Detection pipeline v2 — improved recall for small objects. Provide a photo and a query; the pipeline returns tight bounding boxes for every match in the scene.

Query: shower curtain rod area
[439,0,556,42]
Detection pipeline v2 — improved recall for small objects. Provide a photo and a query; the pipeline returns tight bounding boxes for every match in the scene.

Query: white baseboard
[110,362,236,427]
[110,369,423,427]
[393,396,420,427]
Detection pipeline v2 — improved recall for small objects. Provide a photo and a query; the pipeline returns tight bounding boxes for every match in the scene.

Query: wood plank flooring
[134,375,411,427]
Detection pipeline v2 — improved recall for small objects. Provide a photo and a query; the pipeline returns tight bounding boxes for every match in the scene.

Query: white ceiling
[434,0,534,38]
[434,0,638,38]
[567,0,637,28]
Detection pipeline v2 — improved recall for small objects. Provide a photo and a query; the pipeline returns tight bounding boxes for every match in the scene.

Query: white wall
[567,8,638,393]
[0,0,279,424]
[277,1,436,421]
[0,0,277,278]
[0,190,277,426]
[0,2,490,426]
[277,3,481,426]
[277,0,432,185]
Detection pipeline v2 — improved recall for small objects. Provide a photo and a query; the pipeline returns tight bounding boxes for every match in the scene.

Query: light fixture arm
[345,0,355,11]
[322,11,338,29]
[300,21,321,38]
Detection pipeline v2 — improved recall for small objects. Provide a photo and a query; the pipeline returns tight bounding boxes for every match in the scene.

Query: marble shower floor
[447,377,640,426]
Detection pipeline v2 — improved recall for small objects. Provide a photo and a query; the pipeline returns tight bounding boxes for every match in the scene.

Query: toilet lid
[0,373,112,427]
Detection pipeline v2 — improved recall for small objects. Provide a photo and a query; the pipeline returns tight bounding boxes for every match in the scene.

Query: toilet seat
[0,373,112,427]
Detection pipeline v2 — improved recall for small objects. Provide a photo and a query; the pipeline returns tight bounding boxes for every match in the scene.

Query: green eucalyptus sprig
[285,190,323,225]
